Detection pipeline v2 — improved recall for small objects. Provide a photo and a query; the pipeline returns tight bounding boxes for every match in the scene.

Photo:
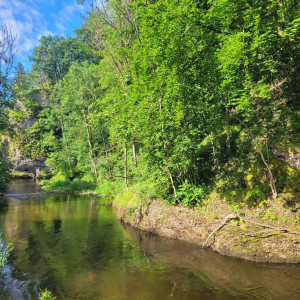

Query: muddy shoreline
[113,199,300,264]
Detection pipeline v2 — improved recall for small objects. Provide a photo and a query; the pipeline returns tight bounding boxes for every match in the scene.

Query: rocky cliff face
[273,149,300,172]
[2,91,50,178]
[273,142,300,172]
[9,147,47,177]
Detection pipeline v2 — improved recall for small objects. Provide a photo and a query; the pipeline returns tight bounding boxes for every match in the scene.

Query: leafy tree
[0,156,10,192]
[29,35,92,85]
[7,0,300,205]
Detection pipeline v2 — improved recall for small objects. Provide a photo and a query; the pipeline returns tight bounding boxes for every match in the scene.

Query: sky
[0,0,89,71]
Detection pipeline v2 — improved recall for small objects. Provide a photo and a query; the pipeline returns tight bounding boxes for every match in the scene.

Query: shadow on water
[0,198,9,216]
[0,182,299,299]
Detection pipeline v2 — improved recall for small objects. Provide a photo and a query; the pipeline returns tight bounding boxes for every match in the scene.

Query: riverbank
[10,171,52,180]
[40,180,300,263]
[112,193,300,264]
[38,175,300,263]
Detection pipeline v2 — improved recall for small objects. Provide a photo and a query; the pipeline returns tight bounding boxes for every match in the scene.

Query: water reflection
[0,198,9,216]
[6,179,41,195]
[0,193,299,299]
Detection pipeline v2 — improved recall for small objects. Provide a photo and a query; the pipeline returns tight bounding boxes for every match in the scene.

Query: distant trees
[29,35,95,85]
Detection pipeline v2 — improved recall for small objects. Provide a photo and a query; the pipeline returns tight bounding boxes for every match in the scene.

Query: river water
[0,180,300,299]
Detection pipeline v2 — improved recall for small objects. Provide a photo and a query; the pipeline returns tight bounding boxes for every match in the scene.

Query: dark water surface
[0,180,300,299]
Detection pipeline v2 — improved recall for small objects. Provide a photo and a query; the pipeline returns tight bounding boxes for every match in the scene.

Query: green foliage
[8,110,26,123]
[0,157,10,192]
[177,180,205,207]
[95,179,124,197]
[41,176,97,192]
[264,211,277,221]
[0,238,10,270]
[39,290,55,300]
[5,0,300,208]
[29,35,93,85]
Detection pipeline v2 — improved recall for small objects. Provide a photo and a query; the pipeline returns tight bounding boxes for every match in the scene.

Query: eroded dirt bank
[114,199,300,263]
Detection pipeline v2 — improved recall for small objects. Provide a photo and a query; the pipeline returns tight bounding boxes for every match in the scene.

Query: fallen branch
[222,229,289,247]
[202,214,236,248]
[202,213,300,248]
[237,214,300,236]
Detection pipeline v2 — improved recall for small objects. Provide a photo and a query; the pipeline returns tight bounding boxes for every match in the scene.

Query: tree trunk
[132,139,137,168]
[233,116,277,198]
[167,166,177,199]
[83,109,98,181]
[193,155,199,184]
[124,141,128,190]
[61,122,72,175]
[100,124,111,175]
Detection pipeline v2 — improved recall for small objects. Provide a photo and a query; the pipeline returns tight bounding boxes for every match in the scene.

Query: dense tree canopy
[29,35,95,85]
[3,0,300,203]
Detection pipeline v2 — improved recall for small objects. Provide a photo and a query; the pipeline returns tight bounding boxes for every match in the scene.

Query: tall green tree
[29,35,92,85]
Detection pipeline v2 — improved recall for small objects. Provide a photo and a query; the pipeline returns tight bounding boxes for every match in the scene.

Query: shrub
[39,290,55,300]
[41,176,97,192]
[177,180,205,207]
[0,239,10,270]
[0,157,10,192]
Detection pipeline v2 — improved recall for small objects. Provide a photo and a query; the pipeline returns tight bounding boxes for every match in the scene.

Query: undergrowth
[41,173,97,192]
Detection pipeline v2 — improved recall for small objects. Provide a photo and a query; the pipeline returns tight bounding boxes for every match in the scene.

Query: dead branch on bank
[202,213,300,248]
[202,214,236,248]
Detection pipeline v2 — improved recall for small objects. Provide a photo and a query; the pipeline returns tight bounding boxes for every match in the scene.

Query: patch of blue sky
[0,0,89,71]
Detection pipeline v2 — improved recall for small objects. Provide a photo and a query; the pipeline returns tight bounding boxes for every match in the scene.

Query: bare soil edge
[113,199,300,264]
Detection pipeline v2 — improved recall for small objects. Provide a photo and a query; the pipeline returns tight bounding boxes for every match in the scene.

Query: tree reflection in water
[0,193,299,300]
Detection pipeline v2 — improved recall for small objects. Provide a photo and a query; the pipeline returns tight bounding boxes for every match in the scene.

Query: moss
[273,138,300,154]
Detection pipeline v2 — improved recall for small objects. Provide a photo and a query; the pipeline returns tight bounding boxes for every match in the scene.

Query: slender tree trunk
[193,155,199,184]
[100,124,111,175]
[233,116,277,198]
[132,139,137,168]
[61,122,72,175]
[124,139,128,190]
[83,109,98,181]
[167,166,177,199]
[159,98,177,198]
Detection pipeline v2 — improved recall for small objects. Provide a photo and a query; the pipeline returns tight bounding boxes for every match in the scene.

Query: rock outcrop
[273,142,300,172]
[2,91,50,178]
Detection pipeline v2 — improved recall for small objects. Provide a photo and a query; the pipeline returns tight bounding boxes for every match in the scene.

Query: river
[0,179,300,299]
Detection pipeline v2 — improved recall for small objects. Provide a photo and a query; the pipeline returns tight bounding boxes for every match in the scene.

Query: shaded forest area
[1,0,300,210]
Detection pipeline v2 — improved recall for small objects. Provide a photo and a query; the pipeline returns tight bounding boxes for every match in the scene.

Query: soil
[114,199,300,263]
